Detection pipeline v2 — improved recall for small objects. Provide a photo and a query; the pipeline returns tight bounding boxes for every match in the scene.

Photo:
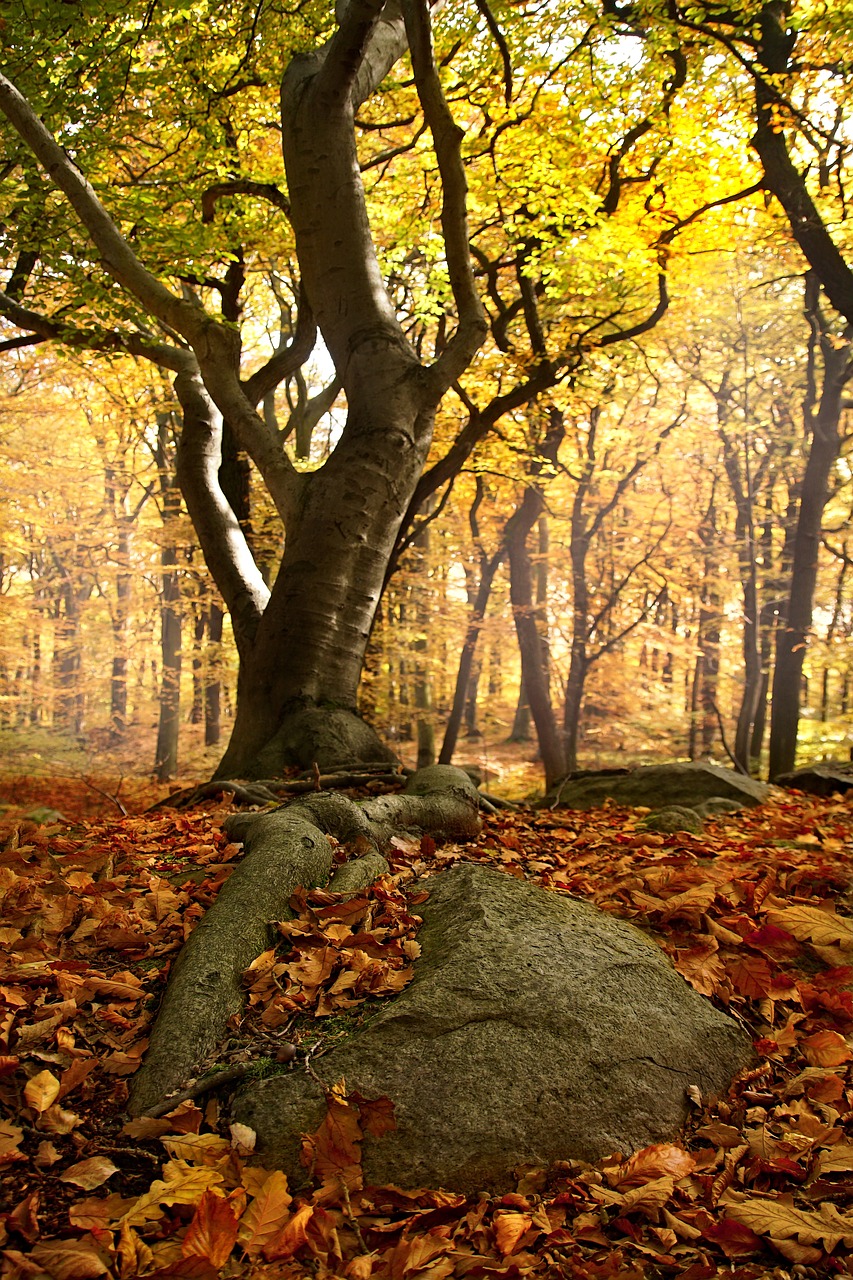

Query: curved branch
[174,370,271,658]
[201,179,291,225]
[403,0,487,397]
[0,289,193,372]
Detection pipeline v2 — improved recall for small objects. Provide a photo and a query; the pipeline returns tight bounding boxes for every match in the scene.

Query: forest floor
[1,769,853,1279]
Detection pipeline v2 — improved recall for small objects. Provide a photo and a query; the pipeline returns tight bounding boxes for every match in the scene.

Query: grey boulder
[544,762,769,811]
[233,864,753,1193]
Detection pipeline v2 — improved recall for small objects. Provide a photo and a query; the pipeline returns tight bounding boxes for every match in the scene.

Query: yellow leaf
[120,1167,225,1227]
[160,1132,231,1165]
[765,905,853,952]
[24,1069,61,1113]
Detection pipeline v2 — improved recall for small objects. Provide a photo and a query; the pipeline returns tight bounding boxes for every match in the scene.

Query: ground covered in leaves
[1,772,853,1279]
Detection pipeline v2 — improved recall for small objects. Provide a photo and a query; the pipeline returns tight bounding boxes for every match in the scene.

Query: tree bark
[768,320,851,778]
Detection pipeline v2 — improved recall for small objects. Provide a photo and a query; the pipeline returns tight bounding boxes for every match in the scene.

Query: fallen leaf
[59,1156,120,1190]
[181,1188,239,1268]
[237,1169,293,1257]
[24,1068,61,1113]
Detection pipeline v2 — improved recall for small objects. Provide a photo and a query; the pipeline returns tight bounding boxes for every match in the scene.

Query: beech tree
[1,0,693,780]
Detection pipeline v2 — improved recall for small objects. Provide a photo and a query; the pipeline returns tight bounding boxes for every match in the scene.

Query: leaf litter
[0,779,852,1277]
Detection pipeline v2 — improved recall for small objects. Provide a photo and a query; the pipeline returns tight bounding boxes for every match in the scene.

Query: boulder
[640,805,704,834]
[233,864,753,1193]
[774,765,853,796]
[544,762,769,812]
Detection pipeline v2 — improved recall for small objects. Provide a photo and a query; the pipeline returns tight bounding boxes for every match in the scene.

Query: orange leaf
[263,1202,315,1261]
[182,1188,239,1268]
[237,1170,293,1257]
[801,1029,853,1067]
[607,1143,696,1188]
[494,1210,533,1256]
[301,1079,363,1188]
[727,955,773,1000]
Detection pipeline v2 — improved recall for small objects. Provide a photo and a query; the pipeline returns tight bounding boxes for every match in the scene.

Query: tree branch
[403,0,488,396]
[0,73,199,339]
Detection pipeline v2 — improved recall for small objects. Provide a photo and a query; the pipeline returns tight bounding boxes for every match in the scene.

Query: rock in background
[543,762,769,813]
[233,863,754,1193]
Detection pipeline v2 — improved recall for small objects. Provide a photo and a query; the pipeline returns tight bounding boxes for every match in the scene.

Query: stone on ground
[544,762,769,812]
[233,864,753,1193]
[774,764,853,796]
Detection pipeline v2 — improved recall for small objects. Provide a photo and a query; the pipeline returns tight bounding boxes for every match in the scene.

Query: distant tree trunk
[509,685,532,742]
[204,600,224,747]
[688,489,722,760]
[506,409,566,789]
[154,413,183,782]
[440,479,505,764]
[439,548,504,764]
[768,288,851,779]
[412,522,435,771]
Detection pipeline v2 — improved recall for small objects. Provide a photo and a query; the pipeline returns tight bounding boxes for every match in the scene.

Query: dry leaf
[237,1169,293,1257]
[181,1188,239,1268]
[59,1155,120,1190]
[24,1068,61,1113]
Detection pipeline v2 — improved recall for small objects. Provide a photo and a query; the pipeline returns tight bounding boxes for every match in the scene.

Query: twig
[82,775,128,817]
[710,702,750,776]
[141,1063,256,1117]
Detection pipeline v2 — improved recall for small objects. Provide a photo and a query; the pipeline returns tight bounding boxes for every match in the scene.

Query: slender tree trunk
[204,600,224,747]
[768,315,851,778]
[439,547,504,764]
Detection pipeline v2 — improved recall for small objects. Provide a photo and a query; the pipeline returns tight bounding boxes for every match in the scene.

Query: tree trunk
[439,547,504,764]
[768,326,851,778]
[204,600,224,747]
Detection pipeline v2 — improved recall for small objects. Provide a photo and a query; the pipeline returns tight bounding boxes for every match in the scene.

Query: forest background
[0,0,851,795]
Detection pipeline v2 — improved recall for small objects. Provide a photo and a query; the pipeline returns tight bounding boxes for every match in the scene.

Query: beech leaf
[59,1156,120,1190]
[24,1068,61,1113]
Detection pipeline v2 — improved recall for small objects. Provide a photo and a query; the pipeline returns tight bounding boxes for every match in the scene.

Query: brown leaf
[800,1029,853,1067]
[237,1169,293,1257]
[263,1202,315,1261]
[493,1210,533,1256]
[59,1156,120,1190]
[28,1236,111,1279]
[181,1188,239,1268]
[606,1142,695,1188]
[724,1194,853,1249]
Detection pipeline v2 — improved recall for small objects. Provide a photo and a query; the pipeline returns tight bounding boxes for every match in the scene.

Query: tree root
[128,765,481,1117]
[147,762,410,812]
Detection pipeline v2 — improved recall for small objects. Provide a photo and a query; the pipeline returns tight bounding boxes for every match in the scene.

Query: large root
[127,765,481,1117]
